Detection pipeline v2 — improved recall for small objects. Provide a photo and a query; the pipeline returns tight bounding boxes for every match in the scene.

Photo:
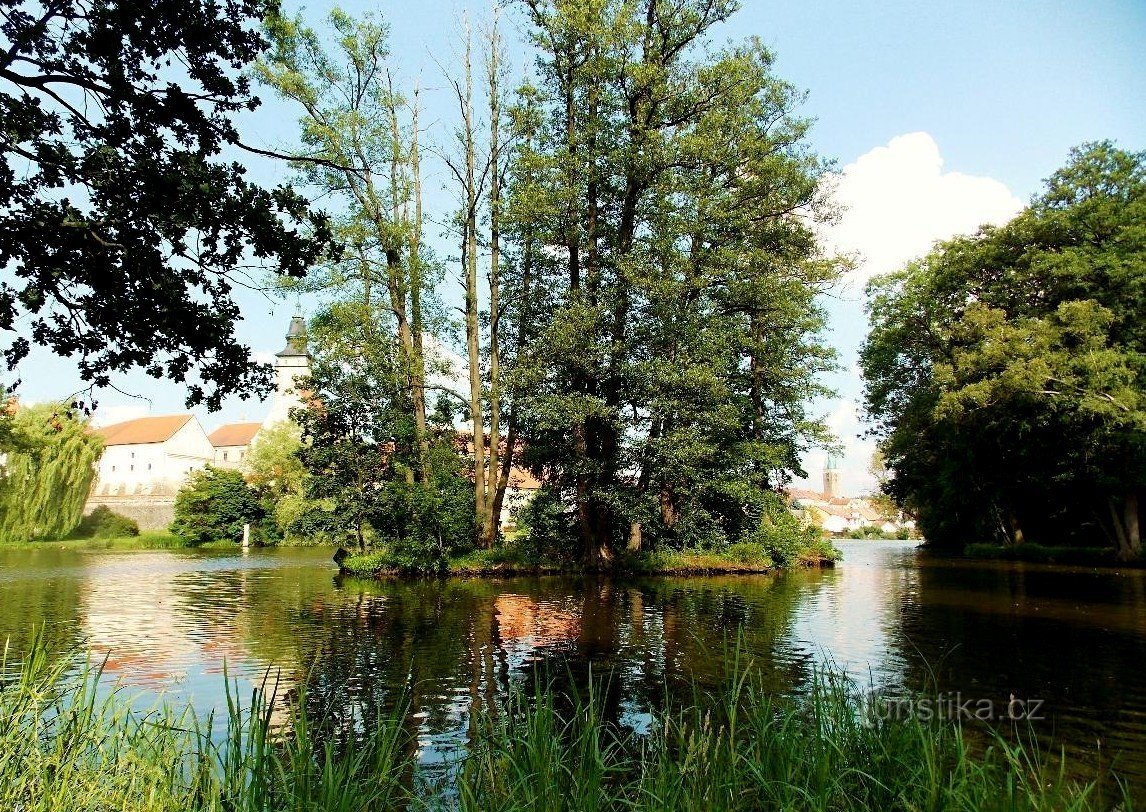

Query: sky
[7,0,1146,495]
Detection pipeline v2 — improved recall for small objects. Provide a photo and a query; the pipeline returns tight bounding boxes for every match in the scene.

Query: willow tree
[0,404,103,543]
[508,0,843,564]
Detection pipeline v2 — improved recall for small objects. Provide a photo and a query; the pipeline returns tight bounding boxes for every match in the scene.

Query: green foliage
[0,403,103,543]
[1,0,332,409]
[73,506,139,539]
[0,634,411,811]
[170,467,264,546]
[505,1,844,563]
[742,490,834,566]
[294,306,474,571]
[242,422,331,544]
[513,486,580,565]
[862,142,1146,553]
[0,638,1122,810]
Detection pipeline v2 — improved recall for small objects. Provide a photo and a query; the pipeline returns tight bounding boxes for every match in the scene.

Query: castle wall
[83,495,177,531]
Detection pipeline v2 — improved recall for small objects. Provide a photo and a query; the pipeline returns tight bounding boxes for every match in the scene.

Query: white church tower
[263,315,311,428]
[823,455,841,499]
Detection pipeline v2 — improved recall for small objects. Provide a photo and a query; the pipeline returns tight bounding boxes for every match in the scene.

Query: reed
[0,636,1129,811]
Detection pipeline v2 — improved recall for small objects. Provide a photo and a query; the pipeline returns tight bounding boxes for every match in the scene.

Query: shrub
[170,466,264,545]
[73,506,139,538]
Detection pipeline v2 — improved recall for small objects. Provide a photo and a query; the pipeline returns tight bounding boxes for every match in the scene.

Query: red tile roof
[97,415,193,446]
[208,422,262,448]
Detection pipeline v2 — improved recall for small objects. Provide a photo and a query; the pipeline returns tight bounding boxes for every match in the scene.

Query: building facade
[83,317,312,529]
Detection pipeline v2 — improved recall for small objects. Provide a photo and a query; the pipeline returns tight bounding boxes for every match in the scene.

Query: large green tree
[505,0,841,564]
[1,0,334,408]
[0,402,102,542]
[293,304,473,567]
[861,142,1145,557]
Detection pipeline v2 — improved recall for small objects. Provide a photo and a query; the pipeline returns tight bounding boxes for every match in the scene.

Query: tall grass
[457,668,1127,811]
[0,637,1130,811]
[0,634,411,811]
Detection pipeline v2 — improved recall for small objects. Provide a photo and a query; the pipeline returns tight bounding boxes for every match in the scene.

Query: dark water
[1,540,1144,792]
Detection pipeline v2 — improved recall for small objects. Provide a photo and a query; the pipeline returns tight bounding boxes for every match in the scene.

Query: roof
[276,315,310,358]
[97,415,193,446]
[806,503,856,519]
[208,422,262,448]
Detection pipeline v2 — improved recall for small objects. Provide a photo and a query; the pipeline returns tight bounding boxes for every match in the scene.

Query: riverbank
[2,534,240,551]
[964,542,1146,569]
[0,640,1123,811]
[339,541,841,579]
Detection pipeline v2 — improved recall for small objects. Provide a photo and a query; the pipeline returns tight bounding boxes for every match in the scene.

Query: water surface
[2,540,1143,793]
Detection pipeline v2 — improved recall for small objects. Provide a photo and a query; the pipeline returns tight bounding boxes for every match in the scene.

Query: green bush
[170,466,264,545]
[73,506,139,538]
[744,490,833,566]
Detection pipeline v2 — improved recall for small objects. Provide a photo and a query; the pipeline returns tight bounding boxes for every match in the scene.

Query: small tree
[171,467,264,545]
[0,403,103,543]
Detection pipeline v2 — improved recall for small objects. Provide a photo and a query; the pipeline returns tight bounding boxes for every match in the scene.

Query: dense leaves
[0,402,102,542]
[293,305,473,569]
[171,466,264,544]
[861,142,1146,556]
[73,505,139,538]
[505,0,842,563]
[1,0,333,408]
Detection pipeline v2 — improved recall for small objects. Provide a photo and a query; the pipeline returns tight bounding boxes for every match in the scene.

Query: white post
[242,522,250,550]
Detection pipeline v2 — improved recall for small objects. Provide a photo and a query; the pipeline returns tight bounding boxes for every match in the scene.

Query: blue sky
[10,0,1146,495]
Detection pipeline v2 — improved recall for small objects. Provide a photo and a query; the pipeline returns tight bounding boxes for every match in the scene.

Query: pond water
[1,540,1144,794]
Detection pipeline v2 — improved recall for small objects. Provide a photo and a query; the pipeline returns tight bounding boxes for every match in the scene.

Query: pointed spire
[275,314,309,358]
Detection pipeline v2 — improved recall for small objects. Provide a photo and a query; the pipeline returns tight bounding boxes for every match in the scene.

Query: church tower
[823,455,841,499]
[263,315,310,427]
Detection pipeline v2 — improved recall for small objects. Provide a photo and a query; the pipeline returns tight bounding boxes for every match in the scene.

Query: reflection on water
[1,541,1144,793]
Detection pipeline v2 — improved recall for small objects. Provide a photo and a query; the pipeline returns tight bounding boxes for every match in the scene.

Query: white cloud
[825,131,1023,285]
[796,132,1023,496]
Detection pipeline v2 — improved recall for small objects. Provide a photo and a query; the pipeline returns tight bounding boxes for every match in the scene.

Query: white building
[263,315,310,427]
[83,316,312,528]
[208,422,263,469]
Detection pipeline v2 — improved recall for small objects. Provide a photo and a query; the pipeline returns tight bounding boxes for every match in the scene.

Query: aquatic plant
[0,637,1127,811]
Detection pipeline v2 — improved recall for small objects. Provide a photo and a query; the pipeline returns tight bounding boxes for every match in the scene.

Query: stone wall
[83,496,177,531]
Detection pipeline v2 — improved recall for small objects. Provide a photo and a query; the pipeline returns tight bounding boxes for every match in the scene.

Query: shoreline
[338,554,838,580]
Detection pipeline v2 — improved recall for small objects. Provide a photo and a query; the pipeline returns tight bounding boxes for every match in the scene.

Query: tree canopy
[1,0,333,408]
[0,401,102,542]
[503,0,842,563]
[861,142,1145,557]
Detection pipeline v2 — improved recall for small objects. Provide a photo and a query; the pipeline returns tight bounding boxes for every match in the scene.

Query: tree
[0,402,102,542]
[293,304,474,566]
[171,466,265,545]
[441,8,514,548]
[1,0,333,408]
[861,142,1146,558]
[256,10,437,477]
[506,0,842,564]
[242,420,323,543]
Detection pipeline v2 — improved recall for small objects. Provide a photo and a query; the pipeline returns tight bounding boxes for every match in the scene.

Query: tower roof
[825,455,840,471]
[275,315,309,358]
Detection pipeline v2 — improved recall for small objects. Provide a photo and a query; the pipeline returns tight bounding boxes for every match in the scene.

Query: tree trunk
[627,522,642,552]
[1007,512,1025,546]
[458,20,490,548]
[1122,491,1141,560]
[482,14,504,549]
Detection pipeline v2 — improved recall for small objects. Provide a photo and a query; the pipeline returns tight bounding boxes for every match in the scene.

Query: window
[111,465,116,472]
[223,451,229,462]
[147,463,152,470]
[129,465,134,472]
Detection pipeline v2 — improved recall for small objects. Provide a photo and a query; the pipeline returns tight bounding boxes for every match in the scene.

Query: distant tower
[263,314,310,427]
[823,455,841,499]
